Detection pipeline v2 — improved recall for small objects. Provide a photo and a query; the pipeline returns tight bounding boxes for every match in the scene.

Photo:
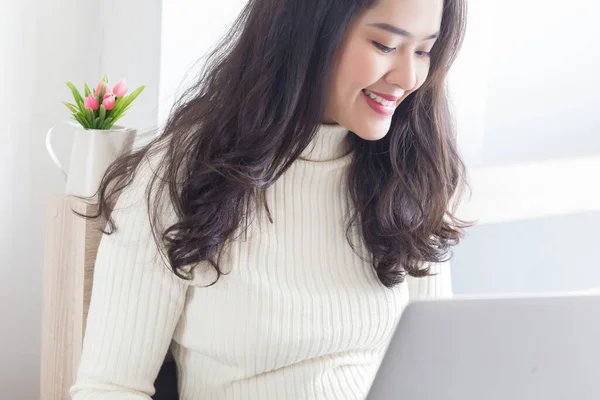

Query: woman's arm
[406,261,453,302]
[70,161,189,399]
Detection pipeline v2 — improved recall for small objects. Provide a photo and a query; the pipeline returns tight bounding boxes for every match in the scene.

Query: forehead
[360,0,444,37]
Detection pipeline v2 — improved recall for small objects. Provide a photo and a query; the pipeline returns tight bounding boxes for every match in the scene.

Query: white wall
[1,2,39,394]
[451,0,600,166]
[480,0,600,165]
[1,0,161,397]
[1,1,102,397]
[448,0,600,294]
[158,0,249,125]
[453,211,600,294]
[447,0,492,167]
[102,0,163,134]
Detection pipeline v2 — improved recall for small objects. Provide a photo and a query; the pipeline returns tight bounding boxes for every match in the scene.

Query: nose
[385,52,418,91]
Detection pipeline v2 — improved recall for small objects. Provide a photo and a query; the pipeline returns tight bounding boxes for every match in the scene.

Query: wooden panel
[40,195,177,399]
[40,196,105,400]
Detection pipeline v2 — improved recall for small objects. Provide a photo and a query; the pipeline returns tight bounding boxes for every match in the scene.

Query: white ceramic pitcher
[45,121,137,198]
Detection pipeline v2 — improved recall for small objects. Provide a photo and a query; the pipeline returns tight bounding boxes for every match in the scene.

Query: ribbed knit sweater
[70,124,452,400]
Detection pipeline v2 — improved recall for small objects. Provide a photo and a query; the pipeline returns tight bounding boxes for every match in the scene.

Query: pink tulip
[102,95,116,111]
[112,79,128,97]
[95,82,109,96]
[84,93,99,111]
[103,92,112,100]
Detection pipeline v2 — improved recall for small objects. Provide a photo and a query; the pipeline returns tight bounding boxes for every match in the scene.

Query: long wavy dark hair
[84,0,470,288]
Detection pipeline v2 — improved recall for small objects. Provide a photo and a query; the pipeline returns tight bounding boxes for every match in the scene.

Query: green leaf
[99,104,106,121]
[108,109,122,123]
[65,81,85,112]
[111,85,144,116]
[103,73,109,84]
[85,108,95,128]
[94,117,101,129]
[84,83,91,97]
[73,113,87,128]
[121,85,145,109]
[110,115,124,127]
[98,84,105,100]
[108,107,124,123]
[110,104,133,124]
[115,86,144,121]
[62,102,78,114]
[101,117,114,130]
[109,96,126,115]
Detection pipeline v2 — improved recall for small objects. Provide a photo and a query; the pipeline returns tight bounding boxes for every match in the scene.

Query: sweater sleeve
[406,261,453,302]
[70,160,189,399]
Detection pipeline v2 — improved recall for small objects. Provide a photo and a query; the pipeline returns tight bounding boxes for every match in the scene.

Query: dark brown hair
[84,0,470,288]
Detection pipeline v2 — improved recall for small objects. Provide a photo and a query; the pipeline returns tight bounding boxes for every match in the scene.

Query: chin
[350,119,392,141]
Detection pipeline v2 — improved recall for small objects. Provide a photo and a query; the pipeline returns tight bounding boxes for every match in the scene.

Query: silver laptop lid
[367,294,600,400]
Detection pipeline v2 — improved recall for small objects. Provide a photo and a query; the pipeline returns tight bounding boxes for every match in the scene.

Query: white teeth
[364,89,395,108]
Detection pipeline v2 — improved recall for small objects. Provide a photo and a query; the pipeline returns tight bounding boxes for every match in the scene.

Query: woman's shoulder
[113,144,178,227]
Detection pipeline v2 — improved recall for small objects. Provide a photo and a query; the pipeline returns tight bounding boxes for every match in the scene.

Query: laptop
[367,293,600,400]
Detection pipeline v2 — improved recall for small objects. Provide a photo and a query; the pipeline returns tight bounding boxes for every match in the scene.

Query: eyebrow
[367,23,439,40]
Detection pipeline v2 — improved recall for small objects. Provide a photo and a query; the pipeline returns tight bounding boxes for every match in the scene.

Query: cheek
[414,65,431,91]
[335,41,383,94]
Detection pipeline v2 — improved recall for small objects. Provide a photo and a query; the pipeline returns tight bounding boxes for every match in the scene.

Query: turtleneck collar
[299,124,351,162]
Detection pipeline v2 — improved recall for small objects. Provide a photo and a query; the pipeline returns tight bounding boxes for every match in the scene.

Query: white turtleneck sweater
[70,125,452,400]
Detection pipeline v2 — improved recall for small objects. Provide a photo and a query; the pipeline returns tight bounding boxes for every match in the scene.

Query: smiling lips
[362,89,403,117]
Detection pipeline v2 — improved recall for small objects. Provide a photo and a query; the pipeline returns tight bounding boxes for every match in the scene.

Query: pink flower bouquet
[63,73,145,130]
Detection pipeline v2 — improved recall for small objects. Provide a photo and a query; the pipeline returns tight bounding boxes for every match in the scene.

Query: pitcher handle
[45,124,69,180]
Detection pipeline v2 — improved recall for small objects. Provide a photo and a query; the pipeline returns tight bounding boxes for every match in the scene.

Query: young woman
[71,0,468,398]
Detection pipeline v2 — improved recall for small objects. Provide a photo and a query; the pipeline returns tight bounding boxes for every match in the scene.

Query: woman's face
[324,0,444,140]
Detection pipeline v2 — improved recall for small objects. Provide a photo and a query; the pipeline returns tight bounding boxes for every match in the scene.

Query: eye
[416,51,431,58]
[372,41,396,54]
